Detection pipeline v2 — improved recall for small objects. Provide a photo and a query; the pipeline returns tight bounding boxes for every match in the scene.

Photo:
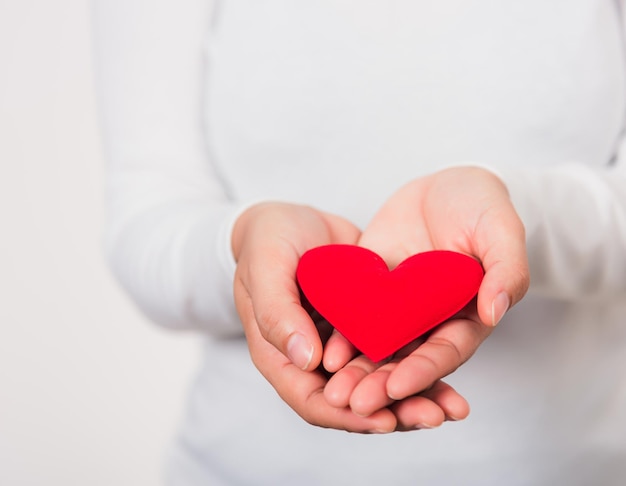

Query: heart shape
[296,245,484,362]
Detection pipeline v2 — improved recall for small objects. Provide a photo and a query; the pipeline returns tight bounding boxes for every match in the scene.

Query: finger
[324,354,381,409]
[348,363,397,417]
[302,388,397,433]
[266,354,397,433]
[386,318,490,400]
[390,395,446,431]
[344,338,425,416]
[322,329,359,373]
[474,202,530,327]
[326,338,426,416]
[241,294,397,433]
[391,380,467,431]
[420,380,470,422]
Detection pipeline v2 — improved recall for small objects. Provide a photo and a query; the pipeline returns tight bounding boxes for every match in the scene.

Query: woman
[94,0,626,484]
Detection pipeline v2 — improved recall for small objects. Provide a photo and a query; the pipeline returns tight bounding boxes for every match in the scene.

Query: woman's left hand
[323,166,530,428]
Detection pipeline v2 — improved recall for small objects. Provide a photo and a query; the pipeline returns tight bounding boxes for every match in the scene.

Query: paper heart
[296,245,484,362]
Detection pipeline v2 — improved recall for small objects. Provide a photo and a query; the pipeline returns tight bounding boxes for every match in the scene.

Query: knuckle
[513,262,531,298]
[429,336,464,363]
[255,304,285,343]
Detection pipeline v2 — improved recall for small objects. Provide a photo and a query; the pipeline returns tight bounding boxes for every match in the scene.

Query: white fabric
[93,1,626,484]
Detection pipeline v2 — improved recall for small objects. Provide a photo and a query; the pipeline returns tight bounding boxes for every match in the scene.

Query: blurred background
[0,2,201,484]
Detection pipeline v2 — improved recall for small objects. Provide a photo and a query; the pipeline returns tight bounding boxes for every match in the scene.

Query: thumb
[474,204,530,327]
[235,250,323,371]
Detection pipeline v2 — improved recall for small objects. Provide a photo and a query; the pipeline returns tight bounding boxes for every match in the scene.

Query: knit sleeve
[462,4,626,303]
[497,129,626,302]
[92,0,245,335]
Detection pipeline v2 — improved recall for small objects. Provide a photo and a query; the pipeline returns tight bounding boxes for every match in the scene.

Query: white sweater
[94,1,626,484]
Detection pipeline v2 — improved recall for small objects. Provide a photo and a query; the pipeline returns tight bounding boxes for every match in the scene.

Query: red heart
[296,245,484,362]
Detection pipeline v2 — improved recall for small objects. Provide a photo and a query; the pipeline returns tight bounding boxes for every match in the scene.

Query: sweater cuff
[215,199,269,286]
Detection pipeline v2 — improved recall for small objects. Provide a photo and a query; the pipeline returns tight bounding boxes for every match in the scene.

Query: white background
[0,2,201,484]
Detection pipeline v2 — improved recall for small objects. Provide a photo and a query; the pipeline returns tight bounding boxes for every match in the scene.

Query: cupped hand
[323,166,530,423]
[323,313,482,429]
[232,202,397,432]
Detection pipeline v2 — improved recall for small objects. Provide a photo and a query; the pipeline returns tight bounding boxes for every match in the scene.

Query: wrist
[231,202,267,262]
[231,201,303,261]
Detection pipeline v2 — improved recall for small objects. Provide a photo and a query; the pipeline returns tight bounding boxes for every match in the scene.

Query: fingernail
[287,333,313,370]
[491,292,510,327]
[446,414,463,422]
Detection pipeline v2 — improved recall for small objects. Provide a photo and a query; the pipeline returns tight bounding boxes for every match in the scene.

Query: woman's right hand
[232,202,398,432]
